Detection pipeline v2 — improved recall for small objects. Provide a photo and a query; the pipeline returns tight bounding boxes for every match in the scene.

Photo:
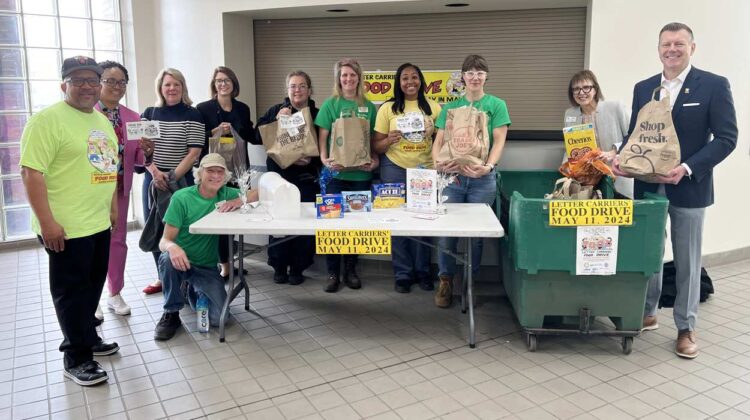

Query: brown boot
[642,315,658,331]
[675,330,698,359]
[434,275,453,308]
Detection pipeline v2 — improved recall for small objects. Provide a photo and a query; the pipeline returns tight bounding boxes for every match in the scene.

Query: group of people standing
[312,55,511,304]
[17,20,737,387]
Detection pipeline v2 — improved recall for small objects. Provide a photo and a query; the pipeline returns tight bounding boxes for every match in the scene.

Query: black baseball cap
[61,55,103,79]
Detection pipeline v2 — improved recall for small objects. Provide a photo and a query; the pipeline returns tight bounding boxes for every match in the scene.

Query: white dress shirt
[660,64,693,176]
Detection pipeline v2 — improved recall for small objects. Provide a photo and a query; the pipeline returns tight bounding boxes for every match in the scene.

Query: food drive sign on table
[364,70,464,104]
[316,229,392,255]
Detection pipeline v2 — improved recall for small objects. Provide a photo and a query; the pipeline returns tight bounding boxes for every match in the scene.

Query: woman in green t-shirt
[431,54,511,309]
[373,63,441,294]
[314,58,378,293]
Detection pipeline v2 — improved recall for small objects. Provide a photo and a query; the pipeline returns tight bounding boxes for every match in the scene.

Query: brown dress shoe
[642,315,659,331]
[434,275,453,308]
[675,330,698,359]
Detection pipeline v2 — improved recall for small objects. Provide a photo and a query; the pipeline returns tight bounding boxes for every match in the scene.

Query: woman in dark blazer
[197,66,255,279]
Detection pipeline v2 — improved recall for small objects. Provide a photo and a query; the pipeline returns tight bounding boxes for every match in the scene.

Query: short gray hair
[192,166,232,185]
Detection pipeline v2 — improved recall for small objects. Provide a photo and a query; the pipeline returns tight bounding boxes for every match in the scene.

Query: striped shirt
[141,103,205,169]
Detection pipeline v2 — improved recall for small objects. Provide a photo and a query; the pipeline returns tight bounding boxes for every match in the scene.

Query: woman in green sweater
[314,58,378,293]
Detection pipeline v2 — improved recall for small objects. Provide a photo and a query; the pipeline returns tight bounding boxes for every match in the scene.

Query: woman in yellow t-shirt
[373,63,441,294]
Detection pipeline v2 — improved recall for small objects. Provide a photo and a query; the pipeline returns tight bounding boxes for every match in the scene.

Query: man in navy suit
[613,22,737,359]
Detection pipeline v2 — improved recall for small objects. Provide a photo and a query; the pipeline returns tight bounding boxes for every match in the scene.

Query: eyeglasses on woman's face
[464,71,487,79]
[288,84,308,91]
[214,78,232,86]
[102,78,127,88]
[572,85,595,94]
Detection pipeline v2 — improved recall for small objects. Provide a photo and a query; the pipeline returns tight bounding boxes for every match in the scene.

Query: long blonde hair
[332,58,366,106]
[155,68,193,107]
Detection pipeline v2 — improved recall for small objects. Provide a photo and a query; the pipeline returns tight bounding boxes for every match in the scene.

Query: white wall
[588,0,750,259]
[126,0,750,259]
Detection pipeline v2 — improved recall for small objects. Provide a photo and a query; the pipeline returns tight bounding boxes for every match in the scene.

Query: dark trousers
[264,157,321,275]
[325,178,371,276]
[268,235,316,275]
[218,180,242,266]
[41,228,110,369]
[268,173,319,274]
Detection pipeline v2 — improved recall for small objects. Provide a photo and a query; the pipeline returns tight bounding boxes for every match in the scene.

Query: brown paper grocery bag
[329,116,371,168]
[259,107,319,169]
[545,177,600,200]
[437,106,489,168]
[620,87,681,180]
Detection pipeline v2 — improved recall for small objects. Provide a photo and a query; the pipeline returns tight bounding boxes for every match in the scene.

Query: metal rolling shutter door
[253,8,585,131]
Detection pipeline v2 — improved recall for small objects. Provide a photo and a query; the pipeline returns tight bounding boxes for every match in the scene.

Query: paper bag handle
[651,85,671,103]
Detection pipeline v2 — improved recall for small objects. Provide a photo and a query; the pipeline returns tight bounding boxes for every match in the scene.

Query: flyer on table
[406,168,437,213]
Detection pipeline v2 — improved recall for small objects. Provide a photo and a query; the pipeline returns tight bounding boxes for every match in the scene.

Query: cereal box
[371,183,406,209]
[342,191,372,212]
[315,194,344,219]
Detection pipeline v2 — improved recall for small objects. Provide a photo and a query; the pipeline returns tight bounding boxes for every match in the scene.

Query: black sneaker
[324,274,340,293]
[92,341,119,356]
[343,261,361,289]
[154,311,182,341]
[417,276,434,291]
[288,270,305,286]
[394,279,412,294]
[64,360,108,386]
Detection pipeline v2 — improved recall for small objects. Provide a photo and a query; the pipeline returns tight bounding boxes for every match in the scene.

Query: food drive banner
[364,70,465,104]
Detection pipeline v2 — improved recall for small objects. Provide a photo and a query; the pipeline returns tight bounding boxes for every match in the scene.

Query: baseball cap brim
[62,65,103,78]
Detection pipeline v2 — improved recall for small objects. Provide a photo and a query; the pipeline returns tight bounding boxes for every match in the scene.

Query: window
[0,0,123,240]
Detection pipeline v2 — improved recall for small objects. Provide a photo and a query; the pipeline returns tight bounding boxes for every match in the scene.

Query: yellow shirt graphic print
[88,129,118,184]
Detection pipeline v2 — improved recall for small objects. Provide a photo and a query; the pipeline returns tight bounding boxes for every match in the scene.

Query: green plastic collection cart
[497,170,669,354]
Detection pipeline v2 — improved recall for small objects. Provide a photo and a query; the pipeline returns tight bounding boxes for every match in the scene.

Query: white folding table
[190,202,504,347]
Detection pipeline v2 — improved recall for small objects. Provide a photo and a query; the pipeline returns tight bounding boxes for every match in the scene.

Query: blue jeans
[159,252,226,327]
[325,178,371,276]
[438,171,496,278]
[380,155,432,281]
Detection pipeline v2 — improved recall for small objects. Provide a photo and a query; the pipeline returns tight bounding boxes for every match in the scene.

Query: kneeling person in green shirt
[154,153,258,341]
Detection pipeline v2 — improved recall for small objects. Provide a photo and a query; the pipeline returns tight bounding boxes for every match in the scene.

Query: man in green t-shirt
[154,154,258,341]
[20,56,120,387]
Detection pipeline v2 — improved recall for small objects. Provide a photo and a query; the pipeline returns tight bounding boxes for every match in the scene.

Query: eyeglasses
[572,85,595,94]
[65,77,101,87]
[464,71,487,79]
[102,78,128,88]
[214,79,232,85]
[288,84,308,91]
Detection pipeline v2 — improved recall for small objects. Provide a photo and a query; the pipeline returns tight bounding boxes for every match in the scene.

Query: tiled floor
[3,231,750,419]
